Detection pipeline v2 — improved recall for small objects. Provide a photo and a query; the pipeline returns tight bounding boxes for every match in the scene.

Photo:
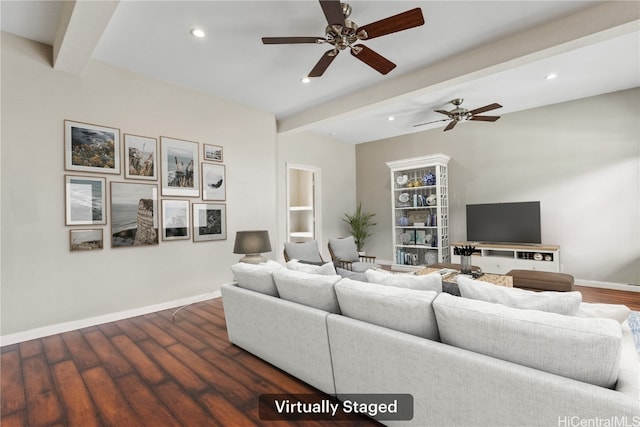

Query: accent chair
[328,236,380,272]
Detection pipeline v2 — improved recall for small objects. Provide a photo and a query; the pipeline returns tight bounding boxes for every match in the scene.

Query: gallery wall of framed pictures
[64,119,227,251]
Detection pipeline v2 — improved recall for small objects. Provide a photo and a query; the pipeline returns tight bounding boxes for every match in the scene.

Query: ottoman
[506,269,574,292]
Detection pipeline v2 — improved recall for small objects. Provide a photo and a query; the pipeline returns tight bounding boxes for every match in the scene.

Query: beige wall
[356,88,640,285]
[277,131,357,262]
[1,33,278,337]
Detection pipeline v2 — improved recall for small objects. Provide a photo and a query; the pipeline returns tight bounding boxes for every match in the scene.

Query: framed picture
[65,175,106,225]
[202,163,226,201]
[160,137,199,197]
[110,182,158,248]
[70,229,104,251]
[203,144,223,162]
[161,199,190,241]
[64,120,120,174]
[124,134,157,180]
[192,203,226,242]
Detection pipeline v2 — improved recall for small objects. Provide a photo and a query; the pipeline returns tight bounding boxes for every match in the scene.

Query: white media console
[450,242,560,274]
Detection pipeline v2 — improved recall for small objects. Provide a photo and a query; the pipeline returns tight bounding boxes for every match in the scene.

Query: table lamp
[233,230,272,264]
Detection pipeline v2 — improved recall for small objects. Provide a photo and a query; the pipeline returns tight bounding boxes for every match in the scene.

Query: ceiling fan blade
[308,49,339,77]
[444,121,458,131]
[413,119,449,128]
[350,45,396,75]
[469,115,501,122]
[319,0,345,26]
[358,8,424,40]
[262,37,323,44]
[434,109,452,117]
[468,103,502,115]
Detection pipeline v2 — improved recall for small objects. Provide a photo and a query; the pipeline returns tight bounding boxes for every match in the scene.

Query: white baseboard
[574,279,640,292]
[0,290,222,346]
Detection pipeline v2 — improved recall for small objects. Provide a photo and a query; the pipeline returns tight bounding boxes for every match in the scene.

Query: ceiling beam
[277,0,640,136]
[53,0,120,74]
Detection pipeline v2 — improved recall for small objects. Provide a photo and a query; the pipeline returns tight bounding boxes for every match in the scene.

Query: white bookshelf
[387,154,450,269]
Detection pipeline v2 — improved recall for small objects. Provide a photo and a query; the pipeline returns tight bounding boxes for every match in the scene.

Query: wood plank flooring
[1,286,638,426]
[1,298,377,427]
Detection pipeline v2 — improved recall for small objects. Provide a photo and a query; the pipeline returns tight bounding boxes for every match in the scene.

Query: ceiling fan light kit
[261,1,425,78]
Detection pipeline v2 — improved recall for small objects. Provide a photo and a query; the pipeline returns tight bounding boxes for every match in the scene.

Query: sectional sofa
[221,260,640,427]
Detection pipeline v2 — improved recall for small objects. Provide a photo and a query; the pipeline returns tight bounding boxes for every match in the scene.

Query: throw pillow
[328,236,360,262]
[335,278,440,341]
[366,269,442,293]
[230,260,282,296]
[457,275,582,315]
[287,259,337,276]
[284,241,323,263]
[433,293,622,389]
[273,268,341,313]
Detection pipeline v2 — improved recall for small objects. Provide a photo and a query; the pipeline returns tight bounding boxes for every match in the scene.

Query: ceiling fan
[261,1,424,78]
[414,99,503,131]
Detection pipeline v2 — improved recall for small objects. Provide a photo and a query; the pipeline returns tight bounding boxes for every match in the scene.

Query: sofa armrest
[221,283,336,394]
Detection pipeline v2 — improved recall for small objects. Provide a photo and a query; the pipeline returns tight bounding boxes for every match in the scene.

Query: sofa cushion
[287,259,337,276]
[328,236,360,262]
[336,268,368,282]
[433,292,622,388]
[230,260,282,296]
[284,241,323,263]
[273,268,341,313]
[366,269,442,293]
[457,275,581,315]
[335,278,440,341]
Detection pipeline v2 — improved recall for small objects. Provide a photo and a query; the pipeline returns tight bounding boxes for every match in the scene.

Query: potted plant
[343,202,377,254]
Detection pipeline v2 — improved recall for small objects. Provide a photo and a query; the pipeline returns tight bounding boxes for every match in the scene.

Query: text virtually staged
[259,393,413,421]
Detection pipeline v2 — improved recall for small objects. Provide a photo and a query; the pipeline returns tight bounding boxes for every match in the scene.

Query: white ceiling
[1,1,639,144]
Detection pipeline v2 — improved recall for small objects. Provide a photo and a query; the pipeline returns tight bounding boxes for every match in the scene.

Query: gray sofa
[222,261,640,426]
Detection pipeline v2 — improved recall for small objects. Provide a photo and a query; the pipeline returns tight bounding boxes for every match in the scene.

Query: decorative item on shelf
[396,174,408,186]
[233,230,272,264]
[544,254,553,261]
[422,171,436,186]
[425,213,437,226]
[425,194,437,206]
[424,251,437,265]
[398,193,410,203]
[455,245,476,274]
[400,232,411,244]
[398,216,409,226]
[425,234,433,245]
[431,234,437,247]
[533,253,544,261]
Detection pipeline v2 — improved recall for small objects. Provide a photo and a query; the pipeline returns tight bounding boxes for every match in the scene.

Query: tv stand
[451,242,560,274]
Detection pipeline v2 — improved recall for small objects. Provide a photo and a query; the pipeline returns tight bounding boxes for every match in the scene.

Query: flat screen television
[466,201,541,244]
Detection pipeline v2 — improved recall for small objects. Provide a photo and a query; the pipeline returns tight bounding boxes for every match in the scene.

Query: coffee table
[416,267,513,287]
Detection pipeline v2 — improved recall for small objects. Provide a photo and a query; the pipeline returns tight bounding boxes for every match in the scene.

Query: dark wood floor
[1,286,638,426]
[0,298,377,427]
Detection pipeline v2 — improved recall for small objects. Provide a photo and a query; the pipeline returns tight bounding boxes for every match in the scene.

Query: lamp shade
[233,230,272,263]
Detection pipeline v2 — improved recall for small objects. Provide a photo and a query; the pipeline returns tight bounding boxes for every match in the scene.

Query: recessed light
[545,73,557,80]
[300,77,310,84]
[388,116,395,121]
[191,28,205,38]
